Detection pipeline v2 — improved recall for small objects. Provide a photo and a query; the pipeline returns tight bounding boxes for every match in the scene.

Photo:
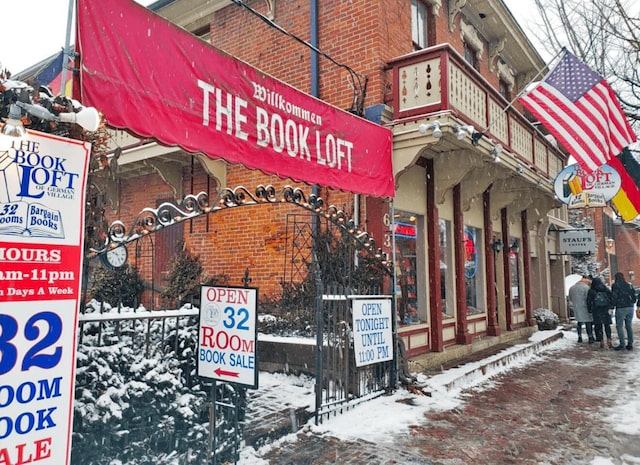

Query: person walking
[568,276,594,343]
[587,277,614,349]
[611,272,635,351]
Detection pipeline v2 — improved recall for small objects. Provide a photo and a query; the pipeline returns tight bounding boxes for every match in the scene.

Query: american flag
[519,49,636,173]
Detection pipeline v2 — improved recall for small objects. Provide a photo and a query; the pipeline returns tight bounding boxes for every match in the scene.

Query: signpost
[0,132,90,465]
[197,285,258,464]
[197,285,258,388]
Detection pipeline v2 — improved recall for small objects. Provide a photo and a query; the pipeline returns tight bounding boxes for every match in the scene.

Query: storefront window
[394,211,423,324]
[464,226,485,314]
[509,237,521,307]
[439,219,454,318]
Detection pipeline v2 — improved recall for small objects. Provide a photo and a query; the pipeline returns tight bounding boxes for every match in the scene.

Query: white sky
[1,0,154,74]
[2,0,537,75]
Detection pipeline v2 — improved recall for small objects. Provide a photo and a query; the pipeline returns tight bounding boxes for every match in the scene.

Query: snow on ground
[238,326,640,465]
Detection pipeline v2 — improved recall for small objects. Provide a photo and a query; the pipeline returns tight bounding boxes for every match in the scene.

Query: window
[464,42,479,70]
[411,0,430,50]
[192,24,211,40]
[497,60,514,100]
[499,78,511,101]
[439,219,454,318]
[460,20,482,71]
[509,237,521,307]
[464,226,485,314]
[394,211,424,324]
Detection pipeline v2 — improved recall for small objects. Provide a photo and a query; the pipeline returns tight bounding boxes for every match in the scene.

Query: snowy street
[240,323,640,464]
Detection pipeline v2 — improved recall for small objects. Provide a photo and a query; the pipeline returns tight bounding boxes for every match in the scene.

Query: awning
[76,0,394,198]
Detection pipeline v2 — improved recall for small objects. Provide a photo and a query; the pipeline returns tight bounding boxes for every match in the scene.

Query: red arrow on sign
[215,367,239,378]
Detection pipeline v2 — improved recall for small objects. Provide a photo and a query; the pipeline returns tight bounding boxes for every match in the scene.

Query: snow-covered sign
[0,131,90,465]
[352,297,393,367]
[197,286,258,388]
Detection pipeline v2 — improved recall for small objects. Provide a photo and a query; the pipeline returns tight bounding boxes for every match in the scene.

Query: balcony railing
[387,44,566,180]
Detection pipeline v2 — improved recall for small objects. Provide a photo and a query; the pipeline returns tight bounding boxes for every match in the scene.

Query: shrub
[72,316,218,465]
[88,265,144,307]
[161,246,203,306]
[534,308,559,330]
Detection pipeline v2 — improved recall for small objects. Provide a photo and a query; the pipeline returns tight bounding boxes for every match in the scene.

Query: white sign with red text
[197,286,258,388]
[0,131,90,465]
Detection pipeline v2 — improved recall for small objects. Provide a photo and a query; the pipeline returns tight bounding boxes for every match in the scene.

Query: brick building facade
[98,0,579,357]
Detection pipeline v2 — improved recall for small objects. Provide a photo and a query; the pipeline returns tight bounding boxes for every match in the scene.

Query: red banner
[76,0,394,198]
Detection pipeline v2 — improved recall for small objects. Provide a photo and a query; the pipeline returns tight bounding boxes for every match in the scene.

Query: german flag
[609,147,640,221]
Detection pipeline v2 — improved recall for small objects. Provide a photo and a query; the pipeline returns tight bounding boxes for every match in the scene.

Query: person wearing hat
[587,277,614,349]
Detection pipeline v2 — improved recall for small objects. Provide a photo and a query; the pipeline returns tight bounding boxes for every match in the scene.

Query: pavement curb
[421,331,564,395]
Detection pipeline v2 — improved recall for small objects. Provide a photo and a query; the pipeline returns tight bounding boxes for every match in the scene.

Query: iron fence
[73,303,244,465]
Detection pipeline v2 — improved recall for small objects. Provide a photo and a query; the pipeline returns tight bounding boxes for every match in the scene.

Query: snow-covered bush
[87,265,144,307]
[72,311,242,465]
[533,308,559,330]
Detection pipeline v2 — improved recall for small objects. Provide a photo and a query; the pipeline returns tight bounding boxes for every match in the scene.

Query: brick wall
[185,166,309,299]
[617,226,640,281]
[211,0,413,113]
[104,0,539,306]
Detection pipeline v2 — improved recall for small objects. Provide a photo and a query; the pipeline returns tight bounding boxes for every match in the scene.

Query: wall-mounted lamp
[605,237,615,249]
[453,124,475,141]
[1,104,26,138]
[14,101,101,132]
[471,131,484,146]
[510,239,520,254]
[491,238,503,253]
[58,107,101,132]
[629,270,635,282]
[418,120,442,139]
[491,144,502,163]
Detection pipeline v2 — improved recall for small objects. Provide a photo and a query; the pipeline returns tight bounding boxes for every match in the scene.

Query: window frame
[411,0,433,50]
[394,210,425,325]
[509,237,522,308]
[463,225,486,314]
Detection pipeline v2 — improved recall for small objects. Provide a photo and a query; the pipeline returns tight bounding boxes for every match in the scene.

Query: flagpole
[60,0,75,97]
[472,47,566,144]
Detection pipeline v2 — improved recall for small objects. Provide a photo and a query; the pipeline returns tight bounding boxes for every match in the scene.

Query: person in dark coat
[587,277,613,349]
[611,272,635,351]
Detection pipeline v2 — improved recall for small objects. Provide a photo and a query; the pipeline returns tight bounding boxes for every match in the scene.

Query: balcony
[386,44,567,182]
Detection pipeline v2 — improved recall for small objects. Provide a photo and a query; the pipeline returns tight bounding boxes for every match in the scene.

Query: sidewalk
[244,325,567,454]
[242,321,640,464]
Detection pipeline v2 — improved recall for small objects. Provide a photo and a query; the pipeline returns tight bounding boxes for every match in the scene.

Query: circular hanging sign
[553,163,621,208]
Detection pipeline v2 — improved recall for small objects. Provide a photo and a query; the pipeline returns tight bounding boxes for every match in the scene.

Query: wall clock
[101,245,128,270]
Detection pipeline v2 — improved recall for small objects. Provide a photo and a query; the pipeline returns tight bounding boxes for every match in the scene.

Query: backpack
[617,283,636,307]
[594,291,610,308]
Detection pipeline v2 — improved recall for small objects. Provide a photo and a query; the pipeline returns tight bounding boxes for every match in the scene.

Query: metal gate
[314,284,396,423]
[86,185,398,457]
[280,212,397,422]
